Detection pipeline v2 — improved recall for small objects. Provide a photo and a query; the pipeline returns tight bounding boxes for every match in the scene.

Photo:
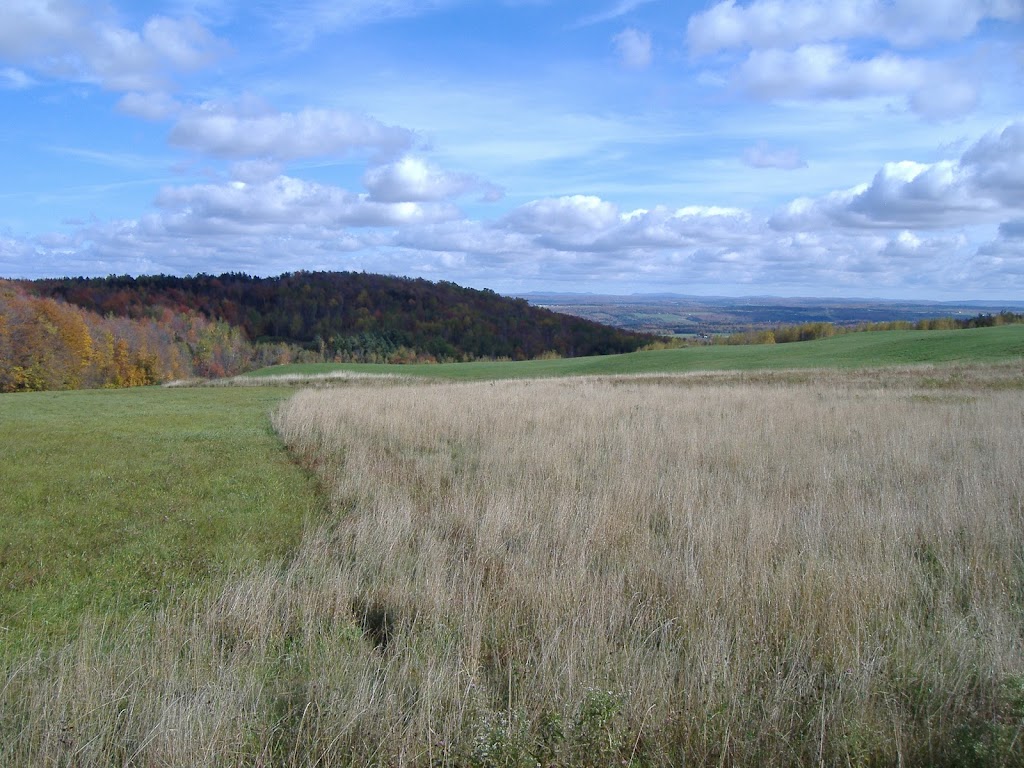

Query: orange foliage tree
[0,280,289,392]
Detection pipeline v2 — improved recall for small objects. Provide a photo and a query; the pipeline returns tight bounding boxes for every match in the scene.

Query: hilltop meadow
[2,327,1024,766]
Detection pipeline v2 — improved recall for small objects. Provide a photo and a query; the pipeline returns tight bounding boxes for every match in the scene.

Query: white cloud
[363,156,503,202]
[770,121,1024,230]
[971,224,1024,282]
[169,101,416,161]
[389,219,534,260]
[843,160,990,227]
[686,0,1024,56]
[882,230,967,259]
[742,141,807,169]
[601,206,755,251]
[733,44,977,115]
[155,175,460,230]
[0,0,83,60]
[6,177,1021,293]
[0,66,34,89]
[0,1,225,92]
[3,174,467,278]
[0,233,42,276]
[613,27,653,70]
[497,196,758,253]
[501,195,622,236]
[141,16,219,71]
[686,1,1015,115]
[961,121,1024,207]
[738,45,926,98]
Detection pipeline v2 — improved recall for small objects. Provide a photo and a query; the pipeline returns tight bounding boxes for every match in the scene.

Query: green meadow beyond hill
[246,325,1024,381]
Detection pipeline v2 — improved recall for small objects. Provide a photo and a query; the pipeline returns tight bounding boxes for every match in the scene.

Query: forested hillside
[2,272,657,391]
[24,272,656,363]
[0,280,292,392]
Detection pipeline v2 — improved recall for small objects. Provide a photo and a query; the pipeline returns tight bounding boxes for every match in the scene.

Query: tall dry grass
[4,367,1024,766]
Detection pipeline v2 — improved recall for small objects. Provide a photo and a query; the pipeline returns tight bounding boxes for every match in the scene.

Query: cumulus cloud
[0,0,83,60]
[502,195,622,237]
[2,173,469,278]
[389,220,535,262]
[733,44,976,115]
[961,121,1024,207]
[742,141,807,169]
[155,176,460,230]
[498,195,757,253]
[686,0,1024,56]
[600,205,755,251]
[0,1,225,92]
[7,177,1020,292]
[882,230,967,259]
[169,101,416,161]
[685,1,1012,115]
[971,226,1024,282]
[738,45,926,98]
[843,160,992,227]
[0,233,43,277]
[613,27,653,70]
[770,121,1024,231]
[363,156,503,202]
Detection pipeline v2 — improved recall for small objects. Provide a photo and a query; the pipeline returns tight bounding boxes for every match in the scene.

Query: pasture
[0,386,320,647]
[242,324,1024,381]
[2,328,1023,765]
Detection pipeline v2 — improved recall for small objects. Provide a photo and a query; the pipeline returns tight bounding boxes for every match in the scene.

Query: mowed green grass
[246,324,1024,381]
[0,386,320,648]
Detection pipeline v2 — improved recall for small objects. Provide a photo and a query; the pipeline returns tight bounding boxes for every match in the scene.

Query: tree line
[23,271,656,363]
[3,272,658,391]
[714,312,1024,346]
[0,281,299,392]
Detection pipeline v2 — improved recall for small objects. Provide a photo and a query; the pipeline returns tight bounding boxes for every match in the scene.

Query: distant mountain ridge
[23,272,657,362]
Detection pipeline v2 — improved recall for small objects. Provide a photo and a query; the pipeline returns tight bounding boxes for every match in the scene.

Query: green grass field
[245,324,1024,381]
[0,386,320,648]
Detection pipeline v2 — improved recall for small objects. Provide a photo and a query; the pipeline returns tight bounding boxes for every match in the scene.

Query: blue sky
[0,0,1022,299]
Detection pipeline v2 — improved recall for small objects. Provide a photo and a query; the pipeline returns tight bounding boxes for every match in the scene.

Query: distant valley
[524,293,1024,336]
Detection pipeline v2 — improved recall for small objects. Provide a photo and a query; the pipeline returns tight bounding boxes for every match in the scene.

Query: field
[2,327,1024,766]
[242,325,1024,382]
[0,387,321,647]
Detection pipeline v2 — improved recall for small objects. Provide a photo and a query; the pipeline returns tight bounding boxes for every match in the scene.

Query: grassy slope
[0,386,319,647]
[245,324,1024,381]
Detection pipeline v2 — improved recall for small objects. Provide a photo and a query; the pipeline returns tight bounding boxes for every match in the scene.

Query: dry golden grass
[4,365,1024,766]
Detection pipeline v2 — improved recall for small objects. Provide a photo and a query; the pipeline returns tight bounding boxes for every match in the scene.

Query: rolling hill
[23,271,658,363]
